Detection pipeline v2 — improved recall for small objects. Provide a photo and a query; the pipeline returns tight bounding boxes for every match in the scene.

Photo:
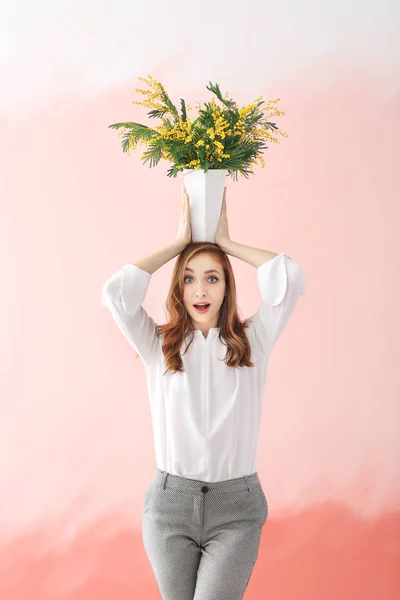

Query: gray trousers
[142,468,268,600]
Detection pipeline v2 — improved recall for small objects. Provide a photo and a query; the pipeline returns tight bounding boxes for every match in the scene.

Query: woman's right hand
[176,186,192,247]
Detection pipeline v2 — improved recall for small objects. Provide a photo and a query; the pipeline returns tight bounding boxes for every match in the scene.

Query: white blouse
[101,253,306,483]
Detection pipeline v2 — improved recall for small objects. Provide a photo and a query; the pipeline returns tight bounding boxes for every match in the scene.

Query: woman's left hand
[215,187,231,247]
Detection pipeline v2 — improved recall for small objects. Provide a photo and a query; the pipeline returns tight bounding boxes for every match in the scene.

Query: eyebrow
[184,267,221,275]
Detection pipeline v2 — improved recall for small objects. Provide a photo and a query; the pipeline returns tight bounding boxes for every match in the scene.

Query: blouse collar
[186,327,220,340]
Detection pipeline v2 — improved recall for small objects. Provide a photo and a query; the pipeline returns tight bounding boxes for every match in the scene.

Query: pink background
[1,1,399,598]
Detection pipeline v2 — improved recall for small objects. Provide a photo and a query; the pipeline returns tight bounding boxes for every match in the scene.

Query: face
[182,253,226,332]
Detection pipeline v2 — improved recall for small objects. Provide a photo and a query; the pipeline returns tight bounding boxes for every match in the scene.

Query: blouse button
[201,485,209,493]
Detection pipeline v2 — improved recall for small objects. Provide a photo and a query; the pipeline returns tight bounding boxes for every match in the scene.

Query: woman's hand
[215,187,231,247]
[176,185,192,247]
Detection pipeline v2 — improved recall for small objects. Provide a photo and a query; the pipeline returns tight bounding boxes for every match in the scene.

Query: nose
[195,285,207,297]
[195,288,207,298]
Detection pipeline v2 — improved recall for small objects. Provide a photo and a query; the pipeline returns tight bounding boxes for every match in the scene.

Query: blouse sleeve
[250,253,306,354]
[101,263,160,365]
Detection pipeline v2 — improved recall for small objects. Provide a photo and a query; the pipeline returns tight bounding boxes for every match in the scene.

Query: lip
[193,303,211,314]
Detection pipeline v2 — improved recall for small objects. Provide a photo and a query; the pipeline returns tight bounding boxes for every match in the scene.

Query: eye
[184,276,219,283]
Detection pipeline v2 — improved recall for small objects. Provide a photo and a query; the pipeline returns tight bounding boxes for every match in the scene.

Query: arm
[102,240,186,365]
[219,239,306,353]
[218,239,279,268]
[129,239,187,275]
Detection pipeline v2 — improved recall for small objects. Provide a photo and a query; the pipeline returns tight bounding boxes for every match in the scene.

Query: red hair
[155,241,255,375]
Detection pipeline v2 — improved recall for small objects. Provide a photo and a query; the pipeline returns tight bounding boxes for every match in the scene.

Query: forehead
[184,255,222,274]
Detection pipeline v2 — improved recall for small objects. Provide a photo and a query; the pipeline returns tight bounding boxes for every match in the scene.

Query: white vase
[181,168,229,243]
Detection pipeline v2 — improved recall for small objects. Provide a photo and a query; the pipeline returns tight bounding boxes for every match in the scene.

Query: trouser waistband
[154,467,261,494]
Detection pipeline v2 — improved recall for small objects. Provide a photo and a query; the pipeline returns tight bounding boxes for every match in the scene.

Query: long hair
[155,241,256,375]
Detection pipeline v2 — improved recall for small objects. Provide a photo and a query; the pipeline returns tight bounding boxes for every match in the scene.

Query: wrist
[217,237,235,254]
[174,239,189,254]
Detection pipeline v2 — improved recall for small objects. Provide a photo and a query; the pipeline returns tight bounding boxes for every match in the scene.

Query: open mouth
[193,303,211,314]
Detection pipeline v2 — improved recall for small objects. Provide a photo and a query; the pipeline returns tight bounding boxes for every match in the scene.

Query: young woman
[101,186,306,600]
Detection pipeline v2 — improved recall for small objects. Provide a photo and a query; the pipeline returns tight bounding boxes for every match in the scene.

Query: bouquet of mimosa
[108,75,287,241]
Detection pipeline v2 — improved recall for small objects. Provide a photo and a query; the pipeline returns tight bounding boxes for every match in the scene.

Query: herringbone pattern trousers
[142,468,268,600]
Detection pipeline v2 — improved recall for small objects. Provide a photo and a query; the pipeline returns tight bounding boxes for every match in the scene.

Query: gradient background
[1,1,399,598]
